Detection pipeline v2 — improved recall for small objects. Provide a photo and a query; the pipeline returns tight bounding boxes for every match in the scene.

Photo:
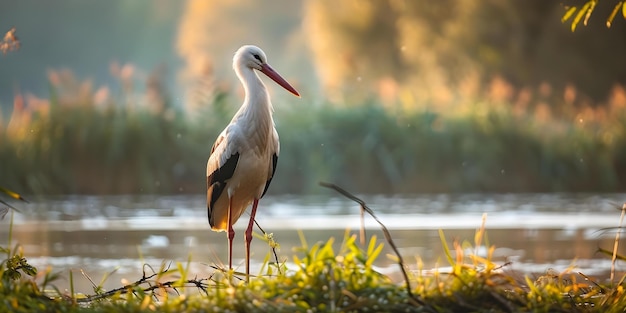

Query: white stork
[206,45,299,280]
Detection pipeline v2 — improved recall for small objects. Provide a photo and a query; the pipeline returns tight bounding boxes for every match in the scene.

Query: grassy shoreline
[1,189,626,312]
[2,219,625,312]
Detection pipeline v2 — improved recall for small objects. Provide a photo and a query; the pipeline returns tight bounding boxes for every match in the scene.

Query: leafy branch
[562,0,626,31]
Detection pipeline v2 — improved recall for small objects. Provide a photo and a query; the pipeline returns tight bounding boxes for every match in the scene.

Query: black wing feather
[207,152,239,226]
[261,153,278,198]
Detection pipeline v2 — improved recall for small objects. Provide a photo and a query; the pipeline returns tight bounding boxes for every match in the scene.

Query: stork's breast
[228,151,271,200]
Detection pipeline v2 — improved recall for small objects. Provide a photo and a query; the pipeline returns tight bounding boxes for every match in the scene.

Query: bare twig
[75,263,211,303]
[360,204,366,246]
[596,247,626,261]
[253,219,283,275]
[578,271,606,294]
[318,182,424,305]
[489,289,517,313]
[208,264,247,282]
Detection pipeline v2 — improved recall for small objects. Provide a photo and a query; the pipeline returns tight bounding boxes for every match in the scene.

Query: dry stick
[318,182,423,305]
[254,219,282,274]
[578,271,606,294]
[360,206,366,246]
[597,247,626,261]
[611,203,626,283]
[76,264,211,303]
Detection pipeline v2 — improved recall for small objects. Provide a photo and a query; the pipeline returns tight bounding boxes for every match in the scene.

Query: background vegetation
[1,68,626,194]
[1,0,626,195]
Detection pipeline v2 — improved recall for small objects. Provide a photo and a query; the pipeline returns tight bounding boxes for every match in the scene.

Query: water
[1,193,625,293]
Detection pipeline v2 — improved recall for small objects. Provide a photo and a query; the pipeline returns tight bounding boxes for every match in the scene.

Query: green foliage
[304,0,626,102]
[279,97,626,193]
[2,253,37,281]
[562,0,626,30]
[3,83,626,194]
[0,83,229,194]
[0,244,58,313]
[3,226,626,312]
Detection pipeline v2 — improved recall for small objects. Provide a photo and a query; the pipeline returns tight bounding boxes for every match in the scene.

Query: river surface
[1,193,625,293]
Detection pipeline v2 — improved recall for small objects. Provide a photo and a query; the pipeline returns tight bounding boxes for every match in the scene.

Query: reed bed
[1,70,626,195]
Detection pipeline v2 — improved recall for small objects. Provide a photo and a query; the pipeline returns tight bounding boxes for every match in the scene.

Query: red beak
[260,63,300,97]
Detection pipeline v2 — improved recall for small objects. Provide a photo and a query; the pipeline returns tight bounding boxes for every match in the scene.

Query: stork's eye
[253,54,262,62]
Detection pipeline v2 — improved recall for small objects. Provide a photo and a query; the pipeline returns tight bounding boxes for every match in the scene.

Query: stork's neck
[234,66,274,136]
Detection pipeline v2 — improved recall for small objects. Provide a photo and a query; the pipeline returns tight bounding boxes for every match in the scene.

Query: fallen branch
[318,182,424,305]
[75,263,211,303]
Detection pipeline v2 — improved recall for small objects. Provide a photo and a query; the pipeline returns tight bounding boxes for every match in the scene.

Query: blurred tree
[303,0,405,103]
[303,0,626,105]
[0,0,181,111]
[176,0,302,114]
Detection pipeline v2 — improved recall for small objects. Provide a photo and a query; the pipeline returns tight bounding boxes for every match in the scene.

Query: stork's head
[233,45,300,97]
[233,45,267,72]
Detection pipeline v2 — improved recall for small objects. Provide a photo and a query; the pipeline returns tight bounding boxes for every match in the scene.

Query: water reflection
[1,193,625,292]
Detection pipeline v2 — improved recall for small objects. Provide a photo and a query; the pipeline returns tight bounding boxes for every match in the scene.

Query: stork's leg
[227,196,235,270]
[244,198,259,282]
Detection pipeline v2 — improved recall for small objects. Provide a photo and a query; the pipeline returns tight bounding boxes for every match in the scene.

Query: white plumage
[206,45,299,280]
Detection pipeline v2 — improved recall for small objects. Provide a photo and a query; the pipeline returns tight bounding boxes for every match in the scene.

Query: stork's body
[206,45,299,281]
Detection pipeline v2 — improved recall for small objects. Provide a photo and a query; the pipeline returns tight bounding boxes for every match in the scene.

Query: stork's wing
[207,133,239,226]
[261,153,278,198]
[261,128,280,198]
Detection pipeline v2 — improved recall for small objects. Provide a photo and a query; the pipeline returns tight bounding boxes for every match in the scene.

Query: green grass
[1,204,626,312]
[1,230,625,312]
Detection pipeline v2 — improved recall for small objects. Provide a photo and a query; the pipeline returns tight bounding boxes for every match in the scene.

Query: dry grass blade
[318,181,423,304]
[360,205,366,246]
[0,187,28,216]
[562,6,578,23]
[607,1,624,27]
[583,0,597,26]
[0,187,28,203]
[0,200,22,215]
[578,271,606,294]
[475,213,487,258]
[597,247,626,261]
[611,204,625,282]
